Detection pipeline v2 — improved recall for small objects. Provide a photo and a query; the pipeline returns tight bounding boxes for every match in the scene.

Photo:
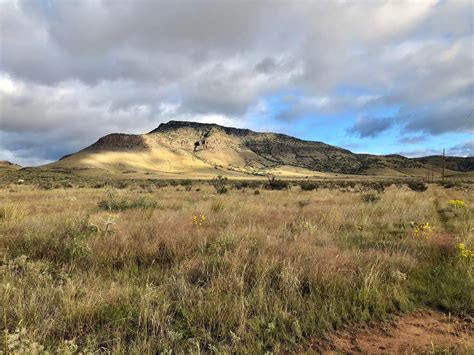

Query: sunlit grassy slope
[45,121,473,179]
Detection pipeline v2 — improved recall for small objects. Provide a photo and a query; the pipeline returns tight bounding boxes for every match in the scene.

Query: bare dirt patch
[310,311,474,354]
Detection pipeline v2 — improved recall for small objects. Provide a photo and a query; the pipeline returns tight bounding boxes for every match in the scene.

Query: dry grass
[1,182,473,353]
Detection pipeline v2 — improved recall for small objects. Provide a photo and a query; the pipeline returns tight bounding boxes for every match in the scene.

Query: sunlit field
[1,178,473,353]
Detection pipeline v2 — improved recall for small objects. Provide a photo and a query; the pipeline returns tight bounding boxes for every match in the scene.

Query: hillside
[0,160,21,170]
[413,155,474,172]
[46,121,472,179]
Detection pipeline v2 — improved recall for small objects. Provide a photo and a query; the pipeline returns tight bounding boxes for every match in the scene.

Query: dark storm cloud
[400,102,473,135]
[449,140,474,157]
[0,0,473,165]
[348,116,394,138]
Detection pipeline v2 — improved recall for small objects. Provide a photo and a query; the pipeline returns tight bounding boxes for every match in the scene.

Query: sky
[0,0,473,166]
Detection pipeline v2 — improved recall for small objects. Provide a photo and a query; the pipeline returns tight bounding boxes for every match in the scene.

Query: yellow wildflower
[457,243,473,258]
[448,199,467,209]
[411,222,433,239]
[193,214,206,227]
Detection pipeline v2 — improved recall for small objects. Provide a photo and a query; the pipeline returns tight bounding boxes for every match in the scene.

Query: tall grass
[1,183,472,353]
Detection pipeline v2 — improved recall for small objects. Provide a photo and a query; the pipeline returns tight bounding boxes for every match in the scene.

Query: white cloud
[0,0,472,165]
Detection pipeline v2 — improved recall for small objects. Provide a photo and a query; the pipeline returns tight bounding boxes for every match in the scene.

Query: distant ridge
[0,161,21,170]
[46,120,473,179]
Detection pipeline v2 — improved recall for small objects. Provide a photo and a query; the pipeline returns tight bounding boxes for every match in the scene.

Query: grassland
[1,177,473,353]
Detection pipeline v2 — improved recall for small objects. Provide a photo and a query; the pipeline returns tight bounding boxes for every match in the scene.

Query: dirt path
[307,311,474,354]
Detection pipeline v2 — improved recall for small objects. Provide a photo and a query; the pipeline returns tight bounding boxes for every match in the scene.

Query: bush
[407,180,427,192]
[212,175,228,194]
[180,179,193,187]
[440,180,462,189]
[233,181,261,190]
[299,181,318,191]
[360,193,381,203]
[368,181,386,193]
[113,180,130,189]
[169,180,178,187]
[37,181,53,190]
[233,181,250,190]
[265,177,289,190]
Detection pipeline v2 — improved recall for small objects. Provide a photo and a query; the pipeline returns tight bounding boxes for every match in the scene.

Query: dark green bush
[180,179,193,187]
[407,180,427,192]
[299,181,318,191]
[265,177,289,190]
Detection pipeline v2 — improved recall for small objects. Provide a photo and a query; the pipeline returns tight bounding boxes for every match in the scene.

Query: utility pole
[442,148,445,182]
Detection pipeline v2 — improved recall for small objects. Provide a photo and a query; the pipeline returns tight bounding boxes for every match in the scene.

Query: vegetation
[360,192,381,203]
[299,181,319,191]
[211,175,228,194]
[265,177,289,190]
[407,180,428,192]
[1,178,473,353]
[97,190,160,211]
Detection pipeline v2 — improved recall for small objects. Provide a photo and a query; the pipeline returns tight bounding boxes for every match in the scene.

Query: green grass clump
[98,191,159,211]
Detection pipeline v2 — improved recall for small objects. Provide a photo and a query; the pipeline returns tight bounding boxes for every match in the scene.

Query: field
[1,177,473,353]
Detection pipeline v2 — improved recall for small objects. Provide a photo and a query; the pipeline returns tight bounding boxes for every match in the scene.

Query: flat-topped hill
[45,120,473,179]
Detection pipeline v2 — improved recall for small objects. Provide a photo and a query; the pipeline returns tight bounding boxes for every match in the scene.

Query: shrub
[180,179,193,187]
[115,180,130,189]
[360,193,380,203]
[440,180,462,189]
[169,180,178,186]
[369,181,386,193]
[212,175,228,194]
[265,177,289,190]
[299,181,318,191]
[407,180,427,192]
[37,181,53,190]
[234,181,261,190]
[254,190,260,195]
[233,181,249,190]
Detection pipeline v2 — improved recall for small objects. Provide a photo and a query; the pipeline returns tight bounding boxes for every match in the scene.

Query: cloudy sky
[0,0,473,166]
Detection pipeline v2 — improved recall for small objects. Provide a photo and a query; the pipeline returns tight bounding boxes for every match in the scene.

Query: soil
[307,311,474,354]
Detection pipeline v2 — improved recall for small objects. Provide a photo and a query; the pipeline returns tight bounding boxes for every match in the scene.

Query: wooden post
[431,165,434,183]
[442,149,445,182]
